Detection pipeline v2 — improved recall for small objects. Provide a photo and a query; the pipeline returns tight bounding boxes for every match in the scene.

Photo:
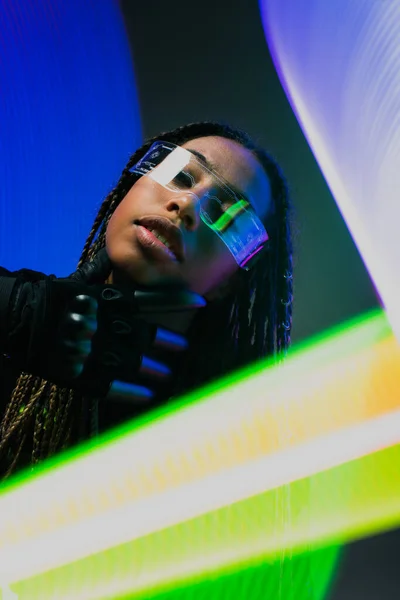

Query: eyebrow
[186,149,219,172]
[186,148,250,203]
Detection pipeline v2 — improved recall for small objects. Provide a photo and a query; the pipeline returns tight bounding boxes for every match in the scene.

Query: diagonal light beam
[9,427,400,599]
[260,0,400,339]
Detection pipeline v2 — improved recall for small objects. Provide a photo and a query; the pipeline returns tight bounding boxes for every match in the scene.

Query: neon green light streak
[9,442,399,600]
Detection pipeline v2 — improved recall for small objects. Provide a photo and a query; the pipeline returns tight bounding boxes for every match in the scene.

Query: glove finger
[70,248,112,284]
[139,355,171,378]
[135,289,206,312]
[71,361,85,378]
[88,336,143,383]
[63,339,92,357]
[108,380,154,403]
[57,357,85,380]
[70,294,98,316]
[154,328,188,351]
[59,338,92,382]
[62,312,97,340]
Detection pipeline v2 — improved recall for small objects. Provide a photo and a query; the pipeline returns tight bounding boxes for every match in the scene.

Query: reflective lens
[130,142,269,269]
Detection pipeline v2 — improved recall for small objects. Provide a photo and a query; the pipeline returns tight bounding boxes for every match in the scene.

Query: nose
[165,191,201,231]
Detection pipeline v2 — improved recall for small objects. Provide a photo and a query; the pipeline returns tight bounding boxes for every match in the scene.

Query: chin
[106,244,145,283]
[107,240,186,289]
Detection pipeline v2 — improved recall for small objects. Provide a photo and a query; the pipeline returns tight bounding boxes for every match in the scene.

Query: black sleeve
[0,266,51,345]
[0,266,51,280]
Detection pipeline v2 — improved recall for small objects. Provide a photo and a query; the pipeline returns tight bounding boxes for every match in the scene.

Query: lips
[135,216,185,263]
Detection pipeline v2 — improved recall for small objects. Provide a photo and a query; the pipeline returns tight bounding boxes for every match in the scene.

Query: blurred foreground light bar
[1,309,400,596]
[11,440,400,599]
[260,0,400,339]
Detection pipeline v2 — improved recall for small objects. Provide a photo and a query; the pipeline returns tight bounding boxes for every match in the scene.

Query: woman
[0,121,293,478]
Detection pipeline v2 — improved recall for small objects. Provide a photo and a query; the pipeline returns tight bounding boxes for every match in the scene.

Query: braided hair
[0,121,293,478]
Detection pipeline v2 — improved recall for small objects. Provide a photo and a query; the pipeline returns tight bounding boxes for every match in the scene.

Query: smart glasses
[129,142,269,270]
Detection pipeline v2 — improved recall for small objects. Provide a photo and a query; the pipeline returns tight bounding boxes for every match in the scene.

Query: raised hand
[5,249,205,402]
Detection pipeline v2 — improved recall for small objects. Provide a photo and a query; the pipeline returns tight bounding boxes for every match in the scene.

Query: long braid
[1,120,293,478]
[38,384,61,459]
[48,388,73,454]
[0,378,47,468]
[257,153,293,357]
[59,391,76,450]
[0,374,41,446]
[32,390,50,464]
[1,373,30,437]
[1,374,38,470]
[77,195,114,265]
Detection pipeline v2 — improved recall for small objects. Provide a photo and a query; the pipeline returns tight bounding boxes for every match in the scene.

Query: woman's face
[106,135,272,297]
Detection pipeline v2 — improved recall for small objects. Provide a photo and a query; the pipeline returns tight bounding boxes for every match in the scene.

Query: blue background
[0,0,142,275]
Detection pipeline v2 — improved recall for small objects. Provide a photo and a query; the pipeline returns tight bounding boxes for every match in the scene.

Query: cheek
[105,184,145,252]
[208,250,238,284]
[184,233,238,295]
[106,204,129,254]
[107,186,137,233]
[105,194,140,270]
[107,203,125,235]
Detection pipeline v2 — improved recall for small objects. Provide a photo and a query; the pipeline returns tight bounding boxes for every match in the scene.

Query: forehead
[181,135,272,221]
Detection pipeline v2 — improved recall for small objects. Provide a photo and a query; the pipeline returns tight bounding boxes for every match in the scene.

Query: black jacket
[0,265,51,412]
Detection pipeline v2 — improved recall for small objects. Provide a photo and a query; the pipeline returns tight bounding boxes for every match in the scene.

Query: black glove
[4,249,205,399]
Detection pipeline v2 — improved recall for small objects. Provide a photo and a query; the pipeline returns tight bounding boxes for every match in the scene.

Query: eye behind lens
[172,170,195,188]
